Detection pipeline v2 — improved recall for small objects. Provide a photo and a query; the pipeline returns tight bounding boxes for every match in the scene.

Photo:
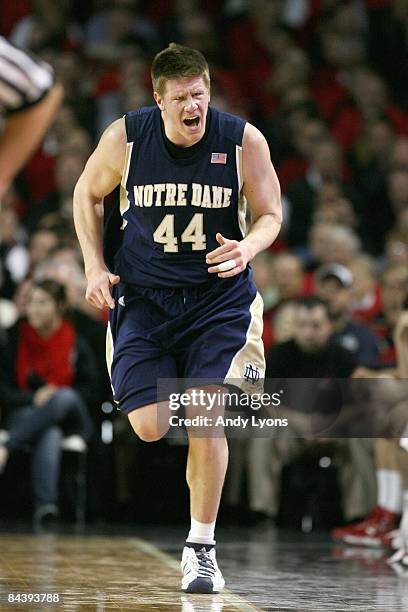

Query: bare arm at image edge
[0,82,64,198]
[73,117,126,310]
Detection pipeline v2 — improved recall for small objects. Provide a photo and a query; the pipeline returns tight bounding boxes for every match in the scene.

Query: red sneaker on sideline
[331,506,400,547]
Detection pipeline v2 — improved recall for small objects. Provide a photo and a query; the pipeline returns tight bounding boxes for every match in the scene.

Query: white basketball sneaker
[388,492,408,575]
[181,544,225,593]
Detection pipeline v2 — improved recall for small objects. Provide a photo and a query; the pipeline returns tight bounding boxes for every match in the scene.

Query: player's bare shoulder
[242,123,270,166]
[242,123,276,183]
[96,117,127,176]
[75,117,127,201]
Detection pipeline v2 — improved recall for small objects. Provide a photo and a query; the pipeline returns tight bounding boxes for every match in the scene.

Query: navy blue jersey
[109,105,247,287]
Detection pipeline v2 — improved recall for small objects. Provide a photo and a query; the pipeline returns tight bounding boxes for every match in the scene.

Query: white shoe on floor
[181,544,225,593]
[388,492,408,575]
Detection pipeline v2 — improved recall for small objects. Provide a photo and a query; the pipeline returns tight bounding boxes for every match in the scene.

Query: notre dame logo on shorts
[243,363,261,385]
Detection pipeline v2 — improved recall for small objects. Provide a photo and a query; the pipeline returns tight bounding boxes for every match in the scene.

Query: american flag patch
[211,152,227,164]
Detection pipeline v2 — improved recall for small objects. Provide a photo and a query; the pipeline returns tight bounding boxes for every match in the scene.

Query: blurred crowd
[0,0,408,550]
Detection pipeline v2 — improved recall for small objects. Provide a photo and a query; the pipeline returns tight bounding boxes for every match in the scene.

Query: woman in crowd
[0,279,96,529]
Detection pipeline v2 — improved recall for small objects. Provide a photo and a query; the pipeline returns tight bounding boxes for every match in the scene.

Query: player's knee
[132,423,163,442]
[128,408,169,442]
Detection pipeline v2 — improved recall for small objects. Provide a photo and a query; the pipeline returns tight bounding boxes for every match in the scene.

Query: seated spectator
[239,298,376,522]
[349,255,382,325]
[0,280,96,530]
[331,67,408,152]
[388,169,408,227]
[311,2,365,122]
[251,251,276,311]
[315,263,380,368]
[352,118,395,200]
[332,437,403,548]
[391,137,408,172]
[312,180,358,230]
[306,223,362,270]
[0,206,29,300]
[363,152,408,254]
[370,265,408,367]
[384,227,408,269]
[352,118,397,252]
[332,304,408,553]
[24,151,86,235]
[28,228,60,271]
[277,118,329,192]
[32,251,111,403]
[266,296,357,379]
[272,253,306,305]
[271,301,298,344]
[285,138,345,248]
[263,253,306,352]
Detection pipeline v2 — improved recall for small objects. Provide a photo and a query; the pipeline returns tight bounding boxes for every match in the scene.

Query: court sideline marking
[132,537,264,612]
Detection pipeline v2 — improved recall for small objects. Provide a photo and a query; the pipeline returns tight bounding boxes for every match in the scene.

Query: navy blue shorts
[106,269,265,413]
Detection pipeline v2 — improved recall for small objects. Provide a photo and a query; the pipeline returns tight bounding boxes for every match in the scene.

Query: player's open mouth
[183,116,200,128]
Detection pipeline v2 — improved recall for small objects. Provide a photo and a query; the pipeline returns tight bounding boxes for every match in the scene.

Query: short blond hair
[151,43,210,96]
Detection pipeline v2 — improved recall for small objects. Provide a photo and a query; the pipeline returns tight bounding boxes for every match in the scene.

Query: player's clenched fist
[206,232,252,278]
[85,267,120,309]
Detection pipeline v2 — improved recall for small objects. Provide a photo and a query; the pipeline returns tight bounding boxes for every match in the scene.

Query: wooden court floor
[1,525,408,611]
[0,533,258,611]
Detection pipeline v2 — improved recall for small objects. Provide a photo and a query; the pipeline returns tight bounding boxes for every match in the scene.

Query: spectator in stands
[32,252,111,405]
[25,151,86,235]
[0,207,29,300]
[28,228,60,271]
[83,3,158,61]
[370,265,408,368]
[388,169,408,226]
[262,253,306,352]
[271,301,298,344]
[306,223,361,270]
[332,303,408,551]
[332,67,408,152]
[307,223,337,270]
[251,251,276,311]
[315,263,380,368]
[277,117,329,192]
[272,253,306,305]
[0,280,96,530]
[391,137,408,171]
[384,227,408,269]
[266,296,356,380]
[362,138,408,254]
[312,180,358,229]
[285,139,347,247]
[240,297,376,522]
[352,117,395,191]
[349,255,382,325]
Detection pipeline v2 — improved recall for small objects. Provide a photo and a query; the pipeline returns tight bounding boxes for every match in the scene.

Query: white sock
[187,518,216,545]
[377,469,403,513]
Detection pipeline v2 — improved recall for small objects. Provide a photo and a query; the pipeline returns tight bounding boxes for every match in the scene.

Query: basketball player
[73,44,282,594]
[0,36,63,202]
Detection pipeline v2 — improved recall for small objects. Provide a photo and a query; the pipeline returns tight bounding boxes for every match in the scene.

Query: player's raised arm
[73,117,126,310]
[207,123,282,278]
